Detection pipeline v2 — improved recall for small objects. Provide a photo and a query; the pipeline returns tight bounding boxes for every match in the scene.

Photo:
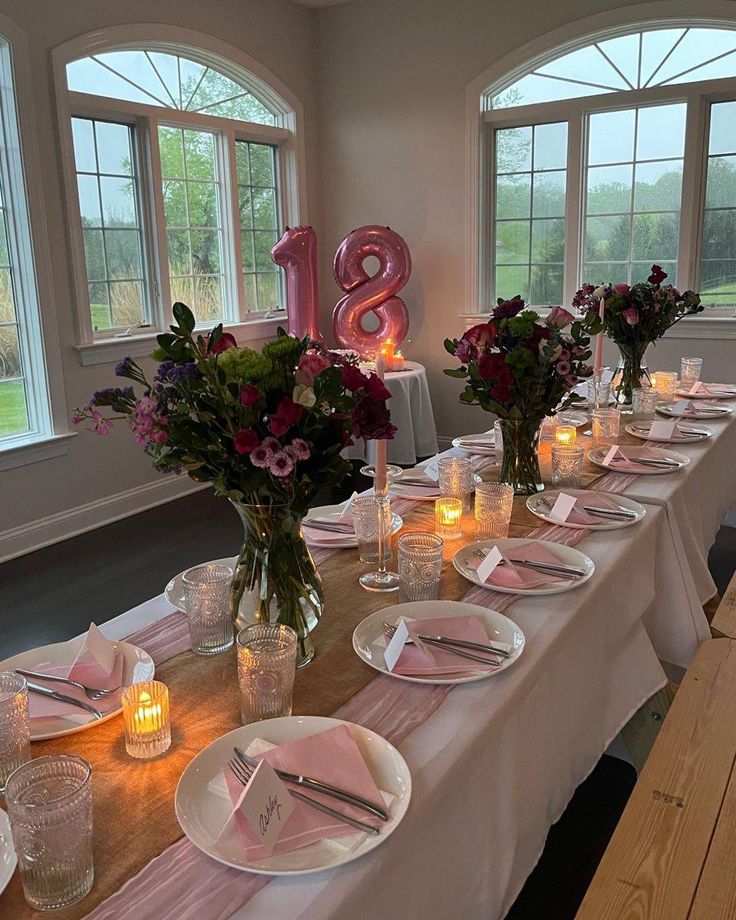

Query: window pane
[705,156,736,209]
[631,213,678,261]
[72,118,148,330]
[163,180,188,226]
[531,218,564,262]
[0,378,28,436]
[191,229,222,274]
[530,264,563,305]
[159,126,185,178]
[585,215,630,262]
[702,210,736,260]
[496,126,532,174]
[532,171,565,218]
[631,260,676,284]
[184,129,215,180]
[243,273,257,312]
[167,230,191,276]
[496,220,530,263]
[583,262,629,285]
[533,122,567,170]
[709,100,736,155]
[72,118,96,172]
[587,164,633,215]
[0,324,22,378]
[701,100,736,307]
[496,174,531,220]
[0,267,16,324]
[254,230,277,271]
[256,273,279,308]
[700,259,736,305]
[249,144,275,186]
[187,182,218,227]
[495,264,529,299]
[588,109,635,165]
[634,161,683,212]
[635,103,686,161]
[193,274,224,322]
[252,187,277,230]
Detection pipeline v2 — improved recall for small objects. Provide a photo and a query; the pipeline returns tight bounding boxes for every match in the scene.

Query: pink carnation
[250,446,272,468]
[268,450,294,477]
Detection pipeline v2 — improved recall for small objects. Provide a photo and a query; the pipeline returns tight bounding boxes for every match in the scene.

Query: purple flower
[286,438,310,461]
[129,395,168,448]
[91,386,134,407]
[268,450,294,477]
[115,357,135,377]
[250,446,272,468]
[556,360,571,376]
[156,361,198,385]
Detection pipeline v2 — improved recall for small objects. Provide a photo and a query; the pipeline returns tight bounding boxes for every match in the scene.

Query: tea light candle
[653,371,678,403]
[554,425,577,446]
[379,340,395,363]
[390,351,405,371]
[435,497,463,540]
[122,680,171,759]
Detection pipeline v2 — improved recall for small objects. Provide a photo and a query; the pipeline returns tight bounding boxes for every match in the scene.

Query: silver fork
[227,756,380,836]
[15,668,118,701]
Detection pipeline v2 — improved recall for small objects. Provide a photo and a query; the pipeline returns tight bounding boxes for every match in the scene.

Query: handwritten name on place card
[238,759,295,853]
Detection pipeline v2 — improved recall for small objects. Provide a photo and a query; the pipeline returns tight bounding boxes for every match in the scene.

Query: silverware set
[610,455,680,468]
[472,548,585,579]
[536,496,637,521]
[632,424,709,437]
[15,668,118,701]
[382,621,504,666]
[24,681,103,719]
[303,519,355,534]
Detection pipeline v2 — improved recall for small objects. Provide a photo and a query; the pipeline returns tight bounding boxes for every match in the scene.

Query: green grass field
[0,378,28,436]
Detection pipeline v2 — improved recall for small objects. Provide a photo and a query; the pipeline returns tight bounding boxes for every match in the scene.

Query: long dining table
[2,408,734,920]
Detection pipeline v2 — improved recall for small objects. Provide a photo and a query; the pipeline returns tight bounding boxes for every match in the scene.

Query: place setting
[526,490,646,530]
[303,496,403,549]
[451,430,501,456]
[624,417,713,444]
[675,381,736,400]
[657,399,735,420]
[587,443,691,475]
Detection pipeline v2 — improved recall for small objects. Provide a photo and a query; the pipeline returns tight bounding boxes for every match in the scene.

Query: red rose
[340,363,368,391]
[352,394,397,441]
[647,265,668,285]
[233,428,259,454]
[208,331,237,355]
[477,353,512,384]
[239,385,261,407]
[492,296,525,320]
[363,373,392,402]
[268,397,304,435]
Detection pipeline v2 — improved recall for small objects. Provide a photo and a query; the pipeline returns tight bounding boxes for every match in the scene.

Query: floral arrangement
[73,302,396,519]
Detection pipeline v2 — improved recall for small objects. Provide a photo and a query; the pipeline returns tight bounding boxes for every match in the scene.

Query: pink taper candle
[593,297,605,375]
[374,357,388,492]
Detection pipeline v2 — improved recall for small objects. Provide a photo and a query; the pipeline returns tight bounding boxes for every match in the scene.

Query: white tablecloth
[343,361,438,465]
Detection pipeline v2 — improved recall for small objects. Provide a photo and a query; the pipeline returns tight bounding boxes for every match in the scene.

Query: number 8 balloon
[332,225,411,355]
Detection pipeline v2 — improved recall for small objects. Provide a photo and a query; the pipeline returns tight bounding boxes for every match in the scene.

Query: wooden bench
[576,637,736,920]
[710,570,736,639]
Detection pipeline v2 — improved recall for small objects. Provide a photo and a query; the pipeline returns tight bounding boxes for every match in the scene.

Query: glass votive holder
[182,562,234,655]
[435,497,463,540]
[591,407,620,446]
[554,425,577,446]
[653,371,678,403]
[587,376,611,410]
[352,495,392,564]
[398,532,444,603]
[474,482,514,540]
[551,444,585,488]
[237,624,297,724]
[6,754,94,910]
[122,680,171,759]
[680,357,703,390]
[438,457,473,511]
[0,671,31,792]
[631,386,658,421]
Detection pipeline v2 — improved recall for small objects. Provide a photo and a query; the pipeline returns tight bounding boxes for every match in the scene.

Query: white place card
[671,399,689,415]
[475,545,504,583]
[603,444,622,465]
[72,622,117,675]
[237,759,295,855]
[647,419,676,440]
[548,492,577,522]
[339,492,359,523]
[383,618,410,672]
[689,380,703,395]
[421,456,441,482]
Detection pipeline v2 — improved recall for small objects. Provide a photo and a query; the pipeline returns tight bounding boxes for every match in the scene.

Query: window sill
[74,315,288,366]
[0,432,77,471]
[459,313,736,338]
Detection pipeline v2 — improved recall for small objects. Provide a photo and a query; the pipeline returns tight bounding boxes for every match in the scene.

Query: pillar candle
[593,297,605,375]
[374,357,388,492]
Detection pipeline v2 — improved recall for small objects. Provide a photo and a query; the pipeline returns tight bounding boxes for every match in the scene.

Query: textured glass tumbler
[474,482,514,539]
[551,445,585,488]
[6,755,93,911]
[592,407,620,446]
[398,532,444,603]
[632,386,658,421]
[587,377,611,410]
[438,457,473,511]
[0,671,31,792]
[237,624,297,724]
[680,357,703,389]
[352,495,392,564]
[653,371,678,403]
[122,680,171,759]
[182,563,234,655]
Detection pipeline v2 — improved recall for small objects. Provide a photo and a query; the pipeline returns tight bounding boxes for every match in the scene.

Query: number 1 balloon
[270,226,323,341]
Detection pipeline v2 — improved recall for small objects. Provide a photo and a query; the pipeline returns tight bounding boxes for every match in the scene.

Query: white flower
[292,384,316,408]
[593,285,606,299]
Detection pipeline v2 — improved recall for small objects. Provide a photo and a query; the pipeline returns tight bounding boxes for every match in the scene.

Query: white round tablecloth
[343,360,438,466]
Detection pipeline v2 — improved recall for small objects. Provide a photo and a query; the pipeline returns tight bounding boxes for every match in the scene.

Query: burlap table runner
[0,431,629,917]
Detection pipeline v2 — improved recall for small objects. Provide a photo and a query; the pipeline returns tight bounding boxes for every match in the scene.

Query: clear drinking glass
[398,532,444,603]
[474,482,514,539]
[632,386,658,421]
[182,563,234,655]
[680,357,703,389]
[237,624,298,724]
[6,755,94,910]
[653,371,678,403]
[592,407,620,446]
[551,444,585,488]
[0,671,31,792]
[438,457,473,511]
[352,495,393,564]
[587,377,611,410]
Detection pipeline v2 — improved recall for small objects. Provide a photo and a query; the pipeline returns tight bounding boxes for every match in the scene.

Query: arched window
[55,35,304,351]
[475,23,736,316]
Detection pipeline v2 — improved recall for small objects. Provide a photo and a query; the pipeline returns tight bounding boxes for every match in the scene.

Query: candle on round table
[554,425,577,446]
[390,351,405,371]
[435,497,463,540]
[379,341,395,363]
[122,680,171,759]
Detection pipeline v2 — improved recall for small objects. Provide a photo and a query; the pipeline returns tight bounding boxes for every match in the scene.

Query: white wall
[315,0,736,442]
[0,0,322,557]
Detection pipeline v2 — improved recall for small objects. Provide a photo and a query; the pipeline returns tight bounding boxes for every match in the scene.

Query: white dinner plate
[175,716,411,876]
[587,445,690,475]
[451,434,499,456]
[352,600,525,685]
[165,556,238,612]
[0,638,155,741]
[303,504,403,548]
[526,490,646,530]
[676,383,736,399]
[556,410,589,427]
[389,474,442,501]
[657,402,735,420]
[453,538,595,595]
[624,421,713,444]
[0,811,16,898]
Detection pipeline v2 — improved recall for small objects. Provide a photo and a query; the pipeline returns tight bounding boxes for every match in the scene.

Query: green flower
[217,347,272,383]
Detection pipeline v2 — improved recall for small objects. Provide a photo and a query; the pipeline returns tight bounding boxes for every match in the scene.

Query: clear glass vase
[498,417,544,495]
[229,501,323,668]
[612,342,650,407]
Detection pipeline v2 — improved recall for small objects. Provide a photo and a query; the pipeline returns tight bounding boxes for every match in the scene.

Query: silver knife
[233,747,388,821]
[582,505,637,519]
[26,681,102,719]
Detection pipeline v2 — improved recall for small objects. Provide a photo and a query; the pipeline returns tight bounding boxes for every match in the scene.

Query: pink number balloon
[332,225,411,355]
[271,226,323,341]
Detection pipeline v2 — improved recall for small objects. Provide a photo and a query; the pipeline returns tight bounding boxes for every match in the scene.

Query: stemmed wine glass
[358,463,401,591]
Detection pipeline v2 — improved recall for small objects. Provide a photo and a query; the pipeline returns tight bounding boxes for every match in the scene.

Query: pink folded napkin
[392,614,496,678]
[603,445,665,471]
[563,492,628,525]
[468,542,568,589]
[218,724,385,860]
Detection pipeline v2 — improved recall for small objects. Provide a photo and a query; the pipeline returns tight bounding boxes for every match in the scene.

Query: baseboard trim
[0,476,208,564]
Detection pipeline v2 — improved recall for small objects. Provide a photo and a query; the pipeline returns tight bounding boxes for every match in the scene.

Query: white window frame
[0,15,70,464]
[465,9,736,337]
[52,26,308,365]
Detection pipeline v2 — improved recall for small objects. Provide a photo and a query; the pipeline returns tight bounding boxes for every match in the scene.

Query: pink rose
[624,307,640,326]
[296,351,331,386]
[613,283,631,295]
[546,307,575,329]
